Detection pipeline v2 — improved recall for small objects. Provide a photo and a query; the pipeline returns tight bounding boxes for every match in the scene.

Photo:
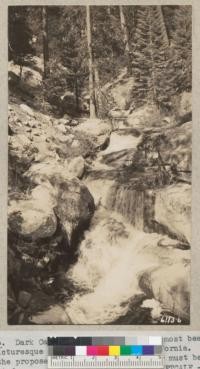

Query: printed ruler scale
[48,336,164,369]
[48,355,164,368]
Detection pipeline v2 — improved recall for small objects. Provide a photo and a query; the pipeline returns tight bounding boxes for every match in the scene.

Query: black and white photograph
[8,4,191,325]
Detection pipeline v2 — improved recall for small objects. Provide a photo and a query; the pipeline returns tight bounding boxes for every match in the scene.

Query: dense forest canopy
[8,5,192,117]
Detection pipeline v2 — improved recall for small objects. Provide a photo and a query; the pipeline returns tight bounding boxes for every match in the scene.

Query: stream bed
[61,130,190,324]
[8,125,191,325]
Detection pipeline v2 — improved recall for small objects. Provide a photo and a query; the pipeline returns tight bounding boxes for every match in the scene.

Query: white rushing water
[64,208,167,324]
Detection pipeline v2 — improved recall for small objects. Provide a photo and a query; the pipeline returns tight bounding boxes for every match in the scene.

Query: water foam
[65,210,161,324]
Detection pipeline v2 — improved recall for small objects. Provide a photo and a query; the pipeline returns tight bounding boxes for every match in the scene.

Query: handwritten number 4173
[160,314,182,324]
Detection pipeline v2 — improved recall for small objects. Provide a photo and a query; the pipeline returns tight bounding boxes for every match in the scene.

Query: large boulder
[8,183,57,241]
[74,118,111,150]
[9,134,37,187]
[101,131,142,168]
[110,76,135,110]
[55,179,95,245]
[127,105,159,131]
[140,263,190,321]
[85,177,115,207]
[18,291,32,308]
[155,183,191,243]
[102,68,134,110]
[74,118,110,136]
[135,121,192,175]
[159,122,192,173]
[56,123,67,134]
[20,103,35,117]
[9,134,34,161]
[24,156,85,185]
[8,60,42,88]
[30,305,71,324]
[67,156,85,179]
[177,91,192,124]
[102,131,141,155]
[32,141,58,163]
[24,160,69,185]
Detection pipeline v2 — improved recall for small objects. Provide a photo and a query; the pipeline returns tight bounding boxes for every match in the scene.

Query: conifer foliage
[8,7,35,78]
[131,5,192,112]
[8,5,192,116]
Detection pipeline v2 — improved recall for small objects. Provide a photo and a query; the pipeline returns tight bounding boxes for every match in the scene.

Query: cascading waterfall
[63,131,190,325]
[107,185,145,230]
[64,203,189,324]
[64,206,163,324]
[64,134,160,324]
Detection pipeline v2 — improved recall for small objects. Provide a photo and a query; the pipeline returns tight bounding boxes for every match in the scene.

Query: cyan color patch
[131,345,143,355]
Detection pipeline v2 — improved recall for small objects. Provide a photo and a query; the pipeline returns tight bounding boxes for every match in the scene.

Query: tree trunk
[74,76,79,113]
[86,5,96,118]
[42,6,50,79]
[94,66,100,117]
[119,5,132,74]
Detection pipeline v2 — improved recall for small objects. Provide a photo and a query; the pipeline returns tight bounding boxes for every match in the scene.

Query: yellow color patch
[109,346,120,356]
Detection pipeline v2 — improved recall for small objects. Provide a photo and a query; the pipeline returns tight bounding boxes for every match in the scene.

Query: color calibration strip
[48,337,164,368]
[49,344,162,356]
[48,336,162,356]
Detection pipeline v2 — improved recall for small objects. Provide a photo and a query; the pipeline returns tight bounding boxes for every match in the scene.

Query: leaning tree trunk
[86,5,97,119]
[119,5,132,74]
[42,6,50,79]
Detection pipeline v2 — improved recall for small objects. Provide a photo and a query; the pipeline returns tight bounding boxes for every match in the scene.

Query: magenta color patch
[87,346,98,356]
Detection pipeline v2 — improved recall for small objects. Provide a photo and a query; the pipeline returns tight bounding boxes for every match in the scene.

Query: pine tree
[131,6,153,107]
[8,6,34,79]
[90,6,125,116]
[91,6,124,83]
[171,6,192,92]
[156,6,170,48]
[162,5,192,93]
[149,6,174,111]
[59,6,88,113]
[10,5,191,116]
[131,5,191,112]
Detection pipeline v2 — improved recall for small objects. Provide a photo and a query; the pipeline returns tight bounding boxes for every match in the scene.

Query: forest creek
[8,5,191,325]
